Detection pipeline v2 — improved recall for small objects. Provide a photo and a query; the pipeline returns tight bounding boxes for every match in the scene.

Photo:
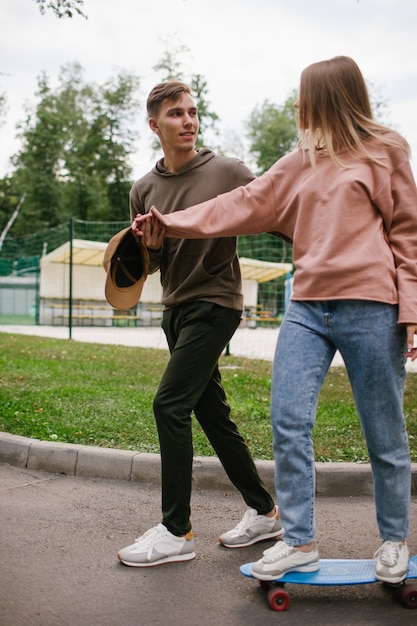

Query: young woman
[134,56,417,583]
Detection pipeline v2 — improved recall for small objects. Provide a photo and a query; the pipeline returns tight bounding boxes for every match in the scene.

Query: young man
[117,81,282,567]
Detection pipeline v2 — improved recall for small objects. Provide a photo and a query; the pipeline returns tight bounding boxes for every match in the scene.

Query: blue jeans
[271,300,411,546]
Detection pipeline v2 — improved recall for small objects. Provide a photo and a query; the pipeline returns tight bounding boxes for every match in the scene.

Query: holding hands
[132,209,166,251]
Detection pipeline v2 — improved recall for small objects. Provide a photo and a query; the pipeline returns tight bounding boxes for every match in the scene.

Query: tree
[246,91,298,175]
[153,44,188,83]
[189,74,220,149]
[368,80,391,127]
[241,93,298,304]
[33,0,86,19]
[246,84,390,176]
[0,91,6,130]
[0,194,25,253]
[12,73,66,231]
[7,63,140,234]
[0,71,8,130]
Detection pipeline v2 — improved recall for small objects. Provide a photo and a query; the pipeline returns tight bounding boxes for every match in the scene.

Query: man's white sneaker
[374,540,409,583]
[219,505,283,548]
[251,540,320,581]
[117,523,195,567]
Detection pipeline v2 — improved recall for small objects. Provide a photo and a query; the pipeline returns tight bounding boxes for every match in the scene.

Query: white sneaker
[374,540,409,583]
[251,540,320,581]
[117,523,195,567]
[219,506,283,548]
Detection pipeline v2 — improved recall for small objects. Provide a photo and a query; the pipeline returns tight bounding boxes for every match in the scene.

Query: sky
[1,0,417,180]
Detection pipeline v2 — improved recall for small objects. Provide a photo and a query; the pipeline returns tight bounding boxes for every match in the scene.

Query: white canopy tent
[239,257,292,307]
[38,240,292,324]
[39,239,162,303]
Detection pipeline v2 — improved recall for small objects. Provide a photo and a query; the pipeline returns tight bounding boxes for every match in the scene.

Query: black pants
[154,301,275,536]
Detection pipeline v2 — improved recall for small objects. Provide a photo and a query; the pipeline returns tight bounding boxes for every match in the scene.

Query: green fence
[0,219,293,331]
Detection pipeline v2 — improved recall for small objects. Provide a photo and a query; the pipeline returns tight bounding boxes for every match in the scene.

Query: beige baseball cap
[103,227,149,310]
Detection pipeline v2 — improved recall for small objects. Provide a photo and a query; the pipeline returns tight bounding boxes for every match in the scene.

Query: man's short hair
[146,80,192,118]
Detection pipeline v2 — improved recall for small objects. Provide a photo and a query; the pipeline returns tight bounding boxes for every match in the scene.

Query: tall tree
[12,73,66,231]
[9,63,140,233]
[190,74,220,149]
[246,91,298,174]
[246,83,389,175]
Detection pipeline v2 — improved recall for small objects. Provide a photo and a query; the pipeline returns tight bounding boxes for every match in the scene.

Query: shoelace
[133,526,161,561]
[231,509,257,535]
[263,542,293,563]
[377,542,400,566]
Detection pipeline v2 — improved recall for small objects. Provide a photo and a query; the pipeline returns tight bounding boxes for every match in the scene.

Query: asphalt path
[1,464,417,626]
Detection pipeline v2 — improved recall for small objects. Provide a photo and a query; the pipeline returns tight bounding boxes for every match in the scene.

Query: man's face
[149,92,199,154]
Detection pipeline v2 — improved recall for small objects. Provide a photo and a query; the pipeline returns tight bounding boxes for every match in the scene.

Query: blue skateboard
[240,556,417,611]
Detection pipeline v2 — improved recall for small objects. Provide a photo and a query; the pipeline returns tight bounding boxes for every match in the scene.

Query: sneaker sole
[117,551,196,567]
[375,573,407,584]
[219,527,284,549]
[251,560,320,581]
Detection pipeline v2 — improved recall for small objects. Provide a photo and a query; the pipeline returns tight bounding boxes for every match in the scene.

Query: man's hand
[131,212,166,251]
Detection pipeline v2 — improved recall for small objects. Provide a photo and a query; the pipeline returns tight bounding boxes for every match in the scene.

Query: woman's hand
[405,324,417,361]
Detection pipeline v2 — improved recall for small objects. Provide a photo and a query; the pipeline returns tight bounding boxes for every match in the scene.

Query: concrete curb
[1,432,416,496]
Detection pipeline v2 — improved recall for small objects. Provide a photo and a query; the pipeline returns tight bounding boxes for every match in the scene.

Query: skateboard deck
[240,555,417,611]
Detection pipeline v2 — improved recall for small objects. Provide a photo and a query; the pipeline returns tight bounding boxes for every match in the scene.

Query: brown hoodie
[130,148,254,310]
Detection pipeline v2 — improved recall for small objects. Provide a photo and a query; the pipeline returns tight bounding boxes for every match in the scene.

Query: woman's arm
[148,170,281,239]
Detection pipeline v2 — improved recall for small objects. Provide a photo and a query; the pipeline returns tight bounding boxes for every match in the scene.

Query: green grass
[1,333,416,462]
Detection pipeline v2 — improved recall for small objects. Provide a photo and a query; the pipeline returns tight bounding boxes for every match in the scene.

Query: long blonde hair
[297,56,410,167]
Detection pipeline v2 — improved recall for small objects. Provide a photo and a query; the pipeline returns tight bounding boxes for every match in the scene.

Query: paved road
[1,463,417,626]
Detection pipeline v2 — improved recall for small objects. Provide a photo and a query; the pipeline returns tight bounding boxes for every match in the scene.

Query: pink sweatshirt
[152,134,417,325]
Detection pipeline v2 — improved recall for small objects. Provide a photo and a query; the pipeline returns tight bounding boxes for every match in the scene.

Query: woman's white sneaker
[374,540,409,583]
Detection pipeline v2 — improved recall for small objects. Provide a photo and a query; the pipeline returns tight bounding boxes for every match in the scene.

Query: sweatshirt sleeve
[379,157,417,324]
[150,169,284,239]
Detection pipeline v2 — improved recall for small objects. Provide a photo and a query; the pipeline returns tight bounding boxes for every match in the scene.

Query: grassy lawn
[1,332,416,462]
